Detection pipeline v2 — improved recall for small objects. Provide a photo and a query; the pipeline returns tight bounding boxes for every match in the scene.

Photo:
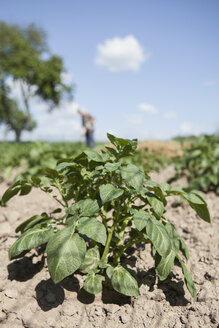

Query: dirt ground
[137,141,184,158]
[0,166,218,328]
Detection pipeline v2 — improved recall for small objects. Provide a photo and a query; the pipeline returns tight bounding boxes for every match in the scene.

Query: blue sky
[1,0,219,141]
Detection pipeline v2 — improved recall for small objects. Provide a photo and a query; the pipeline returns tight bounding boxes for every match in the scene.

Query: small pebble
[120,313,130,324]
[4,289,18,299]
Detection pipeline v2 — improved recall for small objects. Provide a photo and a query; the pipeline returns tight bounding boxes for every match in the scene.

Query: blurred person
[77,108,95,147]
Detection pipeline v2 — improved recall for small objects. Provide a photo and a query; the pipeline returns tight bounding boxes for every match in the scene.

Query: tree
[0,77,36,141]
[0,21,73,141]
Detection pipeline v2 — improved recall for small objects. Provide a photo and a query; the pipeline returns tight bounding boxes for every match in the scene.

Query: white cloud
[95,35,150,72]
[163,111,177,120]
[204,80,216,87]
[138,103,158,113]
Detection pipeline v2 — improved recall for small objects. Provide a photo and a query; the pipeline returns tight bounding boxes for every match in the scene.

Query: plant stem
[101,222,116,261]
[55,180,69,208]
[75,186,80,201]
[40,187,66,207]
[52,196,66,208]
[117,216,132,246]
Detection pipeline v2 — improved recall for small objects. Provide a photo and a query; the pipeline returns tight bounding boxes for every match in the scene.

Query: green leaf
[95,165,104,171]
[155,250,176,281]
[51,208,62,214]
[165,187,184,197]
[107,134,138,154]
[2,183,21,204]
[83,274,105,294]
[145,217,171,257]
[132,209,151,231]
[73,152,89,166]
[20,183,32,196]
[147,194,165,216]
[165,222,189,260]
[189,201,211,223]
[98,258,108,269]
[46,228,86,284]
[120,164,145,192]
[15,214,51,233]
[179,238,190,261]
[212,164,219,175]
[189,149,201,158]
[183,192,205,205]
[84,150,109,163]
[145,179,159,187]
[77,217,107,245]
[31,176,41,185]
[111,265,139,296]
[107,133,129,147]
[166,189,211,223]
[79,246,100,273]
[185,192,211,223]
[106,265,114,279]
[209,174,218,185]
[105,146,118,158]
[67,199,100,217]
[165,222,180,252]
[56,161,77,172]
[159,182,172,191]
[100,184,124,204]
[79,199,100,216]
[9,226,54,260]
[178,257,197,300]
[44,168,60,179]
[104,162,120,172]
[107,133,123,146]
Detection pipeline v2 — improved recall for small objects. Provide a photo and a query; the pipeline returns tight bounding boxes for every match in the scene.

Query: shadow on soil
[35,279,65,311]
[157,279,189,306]
[7,249,189,311]
[137,268,189,306]
[7,254,45,282]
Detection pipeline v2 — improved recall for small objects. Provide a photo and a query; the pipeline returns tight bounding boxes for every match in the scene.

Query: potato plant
[0,141,87,183]
[132,147,169,173]
[171,135,219,194]
[1,134,211,299]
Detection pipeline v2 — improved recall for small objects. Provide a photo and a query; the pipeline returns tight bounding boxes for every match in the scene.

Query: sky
[0,0,219,142]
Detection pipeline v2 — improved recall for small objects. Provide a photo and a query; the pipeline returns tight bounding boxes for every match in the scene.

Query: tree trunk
[15,130,21,142]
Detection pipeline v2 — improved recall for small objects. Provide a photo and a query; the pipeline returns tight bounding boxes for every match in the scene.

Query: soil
[137,141,184,158]
[106,139,187,159]
[0,166,218,328]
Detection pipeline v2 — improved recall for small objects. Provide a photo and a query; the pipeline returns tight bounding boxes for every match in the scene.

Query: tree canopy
[0,21,73,141]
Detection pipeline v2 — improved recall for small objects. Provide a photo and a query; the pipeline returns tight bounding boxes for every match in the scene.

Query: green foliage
[0,78,36,141]
[133,147,169,173]
[171,135,219,194]
[46,227,86,284]
[0,141,86,183]
[1,134,211,300]
[0,21,72,141]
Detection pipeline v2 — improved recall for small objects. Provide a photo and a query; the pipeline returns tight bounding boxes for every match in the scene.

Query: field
[0,136,218,328]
